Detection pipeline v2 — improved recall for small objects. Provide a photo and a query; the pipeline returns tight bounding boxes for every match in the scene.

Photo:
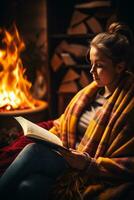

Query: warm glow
[0,25,43,112]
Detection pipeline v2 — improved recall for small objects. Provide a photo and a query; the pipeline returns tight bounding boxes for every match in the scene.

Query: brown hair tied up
[107,22,134,45]
[86,22,134,68]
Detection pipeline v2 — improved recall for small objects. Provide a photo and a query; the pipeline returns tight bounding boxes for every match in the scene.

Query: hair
[87,22,134,68]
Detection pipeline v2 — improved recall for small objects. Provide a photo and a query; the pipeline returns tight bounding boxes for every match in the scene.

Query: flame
[0,25,42,112]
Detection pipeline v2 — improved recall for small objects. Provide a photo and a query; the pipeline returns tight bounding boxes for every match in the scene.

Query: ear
[116,62,126,73]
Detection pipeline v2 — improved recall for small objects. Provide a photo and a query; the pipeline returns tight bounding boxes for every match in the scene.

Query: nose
[90,64,95,74]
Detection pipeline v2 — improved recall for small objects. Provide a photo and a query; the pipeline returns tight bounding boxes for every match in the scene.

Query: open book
[14,116,68,151]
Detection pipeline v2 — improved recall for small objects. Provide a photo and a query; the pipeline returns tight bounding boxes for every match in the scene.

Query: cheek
[96,69,115,82]
[96,68,107,78]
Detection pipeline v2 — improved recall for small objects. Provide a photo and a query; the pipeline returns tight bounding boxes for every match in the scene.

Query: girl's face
[89,46,123,87]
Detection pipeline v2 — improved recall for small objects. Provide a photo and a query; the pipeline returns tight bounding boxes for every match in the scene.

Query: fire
[0,25,44,112]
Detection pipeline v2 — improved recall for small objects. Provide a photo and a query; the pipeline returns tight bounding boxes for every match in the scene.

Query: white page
[14,116,63,147]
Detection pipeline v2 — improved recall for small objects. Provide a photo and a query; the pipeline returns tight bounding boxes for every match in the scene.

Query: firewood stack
[50,0,116,114]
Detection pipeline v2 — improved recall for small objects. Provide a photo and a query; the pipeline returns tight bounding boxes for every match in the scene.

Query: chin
[94,80,104,87]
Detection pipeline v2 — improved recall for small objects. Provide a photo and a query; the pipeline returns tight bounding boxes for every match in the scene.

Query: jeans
[0,143,68,200]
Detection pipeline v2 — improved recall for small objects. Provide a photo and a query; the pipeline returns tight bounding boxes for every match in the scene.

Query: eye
[96,63,104,68]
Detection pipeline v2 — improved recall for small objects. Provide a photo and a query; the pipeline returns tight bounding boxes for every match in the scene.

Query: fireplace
[0,0,48,145]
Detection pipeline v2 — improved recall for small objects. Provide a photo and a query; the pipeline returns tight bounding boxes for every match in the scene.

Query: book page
[14,116,63,147]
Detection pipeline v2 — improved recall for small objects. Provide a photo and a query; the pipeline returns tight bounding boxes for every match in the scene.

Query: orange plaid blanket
[50,72,134,200]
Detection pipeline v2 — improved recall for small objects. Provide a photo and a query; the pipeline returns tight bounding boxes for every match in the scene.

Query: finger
[69,148,81,154]
[58,148,72,156]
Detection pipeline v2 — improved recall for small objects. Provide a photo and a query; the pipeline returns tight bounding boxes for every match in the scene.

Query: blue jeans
[0,143,68,200]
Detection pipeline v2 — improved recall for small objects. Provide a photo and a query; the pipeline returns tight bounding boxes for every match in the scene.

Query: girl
[0,22,134,200]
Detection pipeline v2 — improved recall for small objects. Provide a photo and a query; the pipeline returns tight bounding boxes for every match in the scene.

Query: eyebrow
[90,59,105,63]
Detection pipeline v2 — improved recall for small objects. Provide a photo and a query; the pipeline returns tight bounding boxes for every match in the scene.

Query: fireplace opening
[0,24,48,136]
[0,1,48,147]
[0,0,49,146]
[0,25,47,114]
[0,0,48,115]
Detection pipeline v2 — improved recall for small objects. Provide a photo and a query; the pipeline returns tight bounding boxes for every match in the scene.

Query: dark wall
[112,0,134,32]
[0,1,16,28]
[0,0,133,30]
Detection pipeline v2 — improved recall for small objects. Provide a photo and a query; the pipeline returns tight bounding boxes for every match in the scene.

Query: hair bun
[108,22,134,44]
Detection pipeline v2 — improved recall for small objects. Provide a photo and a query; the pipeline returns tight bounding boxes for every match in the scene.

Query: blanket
[50,71,134,200]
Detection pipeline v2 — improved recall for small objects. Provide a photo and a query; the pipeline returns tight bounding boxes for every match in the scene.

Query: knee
[22,143,48,154]
[20,143,39,157]
[24,143,37,151]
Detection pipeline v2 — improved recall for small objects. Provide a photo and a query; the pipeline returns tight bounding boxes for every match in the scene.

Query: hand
[58,148,91,170]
